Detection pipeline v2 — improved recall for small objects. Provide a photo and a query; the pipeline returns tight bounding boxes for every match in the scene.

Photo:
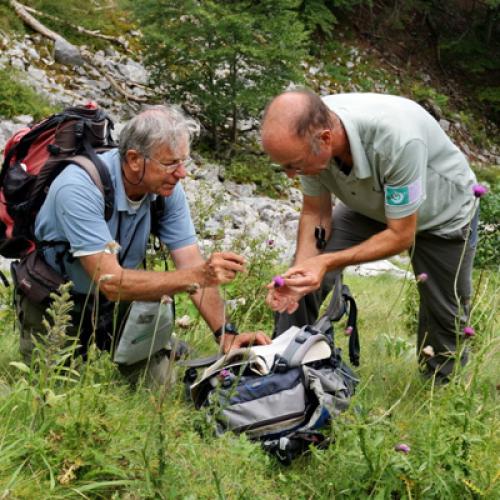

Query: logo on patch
[385,179,422,207]
[386,186,409,205]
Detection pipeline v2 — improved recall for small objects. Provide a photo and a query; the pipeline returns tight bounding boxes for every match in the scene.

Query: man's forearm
[99,265,206,302]
[318,225,413,272]
[189,286,225,334]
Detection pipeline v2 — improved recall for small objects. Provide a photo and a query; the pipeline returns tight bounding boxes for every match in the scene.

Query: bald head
[261,89,334,149]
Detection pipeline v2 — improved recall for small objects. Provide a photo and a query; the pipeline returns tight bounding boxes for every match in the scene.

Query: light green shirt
[300,93,477,235]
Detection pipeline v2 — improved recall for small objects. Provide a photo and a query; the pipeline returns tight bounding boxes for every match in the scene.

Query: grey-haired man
[17,105,270,383]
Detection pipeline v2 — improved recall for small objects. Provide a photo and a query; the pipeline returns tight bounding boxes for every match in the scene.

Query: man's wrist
[213,322,239,339]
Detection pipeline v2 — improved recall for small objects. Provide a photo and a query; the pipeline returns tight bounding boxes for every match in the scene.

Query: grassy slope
[0,1,498,498]
[0,269,498,499]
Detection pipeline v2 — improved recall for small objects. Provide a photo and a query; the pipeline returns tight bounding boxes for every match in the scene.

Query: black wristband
[213,322,239,339]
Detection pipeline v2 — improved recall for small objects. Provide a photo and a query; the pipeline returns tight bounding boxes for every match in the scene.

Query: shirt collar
[103,149,154,214]
[333,108,372,179]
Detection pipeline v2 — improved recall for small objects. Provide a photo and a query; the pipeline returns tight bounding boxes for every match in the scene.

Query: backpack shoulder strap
[150,195,165,238]
[81,142,114,221]
[341,285,360,367]
[70,155,105,195]
[314,279,360,367]
[273,326,329,373]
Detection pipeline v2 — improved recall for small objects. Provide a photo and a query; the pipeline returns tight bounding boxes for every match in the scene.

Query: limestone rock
[54,38,84,67]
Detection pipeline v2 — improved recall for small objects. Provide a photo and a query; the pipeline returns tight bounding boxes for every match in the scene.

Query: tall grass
[0,259,498,498]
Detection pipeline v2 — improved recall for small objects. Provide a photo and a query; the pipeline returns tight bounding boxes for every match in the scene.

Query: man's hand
[200,252,246,287]
[221,331,272,353]
[265,255,329,313]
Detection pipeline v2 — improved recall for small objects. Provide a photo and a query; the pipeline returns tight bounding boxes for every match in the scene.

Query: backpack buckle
[273,354,288,373]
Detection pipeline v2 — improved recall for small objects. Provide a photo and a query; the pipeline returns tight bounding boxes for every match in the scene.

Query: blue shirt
[35,149,197,294]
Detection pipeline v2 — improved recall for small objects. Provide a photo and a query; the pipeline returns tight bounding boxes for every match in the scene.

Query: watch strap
[213,322,239,338]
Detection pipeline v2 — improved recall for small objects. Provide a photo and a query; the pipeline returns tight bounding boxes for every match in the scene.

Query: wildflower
[422,345,435,357]
[105,240,121,255]
[218,369,230,381]
[463,326,475,338]
[161,294,173,304]
[98,274,114,283]
[175,314,191,328]
[267,239,275,248]
[344,326,353,336]
[226,297,246,311]
[472,184,488,198]
[273,275,285,288]
[394,443,411,454]
[416,272,428,283]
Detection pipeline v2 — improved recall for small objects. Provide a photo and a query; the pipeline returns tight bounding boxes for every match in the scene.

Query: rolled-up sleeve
[383,139,427,219]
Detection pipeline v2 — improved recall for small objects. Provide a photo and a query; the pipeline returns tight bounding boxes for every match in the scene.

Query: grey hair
[119,104,200,160]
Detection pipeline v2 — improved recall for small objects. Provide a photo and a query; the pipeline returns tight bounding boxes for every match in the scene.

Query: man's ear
[125,149,142,172]
[318,129,333,146]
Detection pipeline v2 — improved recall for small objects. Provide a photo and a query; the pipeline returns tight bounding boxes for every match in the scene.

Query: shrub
[134,0,307,150]
[475,171,499,269]
[0,69,57,121]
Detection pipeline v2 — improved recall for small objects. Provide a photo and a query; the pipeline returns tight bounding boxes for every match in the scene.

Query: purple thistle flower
[344,326,353,336]
[463,326,475,338]
[273,275,285,288]
[267,239,275,248]
[394,443,411,454]
[472,184,488,198]
[416,272,428,283]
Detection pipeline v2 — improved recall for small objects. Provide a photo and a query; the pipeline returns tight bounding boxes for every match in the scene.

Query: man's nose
[173,164,187,179]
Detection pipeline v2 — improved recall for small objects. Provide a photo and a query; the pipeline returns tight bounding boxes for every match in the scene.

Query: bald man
[261,89,478,382]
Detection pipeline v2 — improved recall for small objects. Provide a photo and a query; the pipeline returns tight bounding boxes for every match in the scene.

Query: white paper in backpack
[113,301,174,365]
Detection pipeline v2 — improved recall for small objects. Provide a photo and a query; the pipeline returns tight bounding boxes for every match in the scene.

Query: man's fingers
[215,252,246,265]
[211,257,245,273]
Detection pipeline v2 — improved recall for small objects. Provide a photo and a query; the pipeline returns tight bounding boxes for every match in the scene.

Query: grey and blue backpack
[184,284,360,464]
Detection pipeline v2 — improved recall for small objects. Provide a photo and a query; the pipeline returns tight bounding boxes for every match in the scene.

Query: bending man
[261,89,477,382]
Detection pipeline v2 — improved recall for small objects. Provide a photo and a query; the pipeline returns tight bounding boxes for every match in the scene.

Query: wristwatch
[213,322,239,339]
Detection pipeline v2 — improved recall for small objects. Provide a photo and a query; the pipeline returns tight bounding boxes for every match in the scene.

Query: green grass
[0,263,498,498]
[0,68,58,121]
[10,0,139,52]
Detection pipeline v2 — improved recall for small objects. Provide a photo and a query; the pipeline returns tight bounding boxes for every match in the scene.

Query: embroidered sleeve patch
[385,179,422,206]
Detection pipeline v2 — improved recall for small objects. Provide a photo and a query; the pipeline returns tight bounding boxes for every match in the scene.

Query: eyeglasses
[271,163,306,175]
[146,155,194,174]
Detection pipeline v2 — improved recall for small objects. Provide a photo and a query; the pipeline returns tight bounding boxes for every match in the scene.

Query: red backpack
[0,103,116,259]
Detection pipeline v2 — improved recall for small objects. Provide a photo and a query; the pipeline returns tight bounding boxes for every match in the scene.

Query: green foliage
[134,0,307,150]
[298,0,367,39]
[477,86,500,123]
[224,153,292,198]
[474,168,500,269]
[25,0,137,51]
[299,0,337,38]
[0,68,57,120]
[410,82,449,111]
[0,2,25,33]
[0,268,499,497]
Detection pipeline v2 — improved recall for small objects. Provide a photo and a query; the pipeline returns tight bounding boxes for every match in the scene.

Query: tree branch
[10,0,61,41]
[21,3,130,51]
[10,0,147,103]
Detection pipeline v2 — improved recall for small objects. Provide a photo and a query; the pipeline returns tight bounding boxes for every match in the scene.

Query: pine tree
[135,0,307,150]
